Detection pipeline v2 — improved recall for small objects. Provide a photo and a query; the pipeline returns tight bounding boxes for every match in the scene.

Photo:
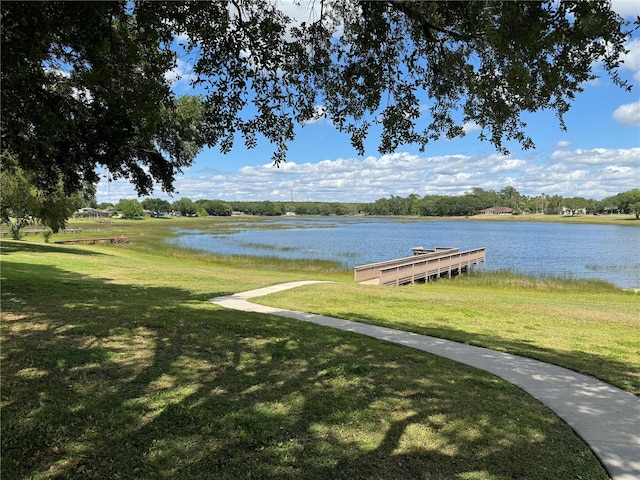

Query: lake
[169,216,640,289]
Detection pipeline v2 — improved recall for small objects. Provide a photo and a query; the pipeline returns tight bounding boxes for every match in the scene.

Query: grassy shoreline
[1,211,636,241]
[256,272,639,394]
[2,219,637,479]
[353,212,637,226]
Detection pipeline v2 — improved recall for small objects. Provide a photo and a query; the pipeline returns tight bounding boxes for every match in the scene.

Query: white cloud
[608,38,640,123]
[165,58,198,89]
[550,147,640,165]
[490,159,526,173]
[462,121,481,134]
[620,38,640,83]
[275,0,324,25]
[96,147,640,204]
[174,32,190,44]
[534,147,640,198]
[303,105,331,125]
[612,99,640,126]
[611,0,640,18]
[555,140,573,148]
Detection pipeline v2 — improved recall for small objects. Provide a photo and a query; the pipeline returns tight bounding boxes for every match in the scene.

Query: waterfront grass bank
[2,220,636,479]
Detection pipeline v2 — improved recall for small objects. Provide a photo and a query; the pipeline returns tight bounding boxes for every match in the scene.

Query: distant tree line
[93,188,640,219]
[366,188,640,216]
[96,198,367,217]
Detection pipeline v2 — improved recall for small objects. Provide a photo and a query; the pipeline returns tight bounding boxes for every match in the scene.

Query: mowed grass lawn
[257,274,640,395]
[1,219,637,479]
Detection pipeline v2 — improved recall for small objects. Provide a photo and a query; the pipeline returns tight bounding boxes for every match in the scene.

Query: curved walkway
[211,281,640,480]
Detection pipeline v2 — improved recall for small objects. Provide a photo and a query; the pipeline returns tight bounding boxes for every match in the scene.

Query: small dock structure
[1,227,82,237]
[54,236,130,245]
[354,247,486,286]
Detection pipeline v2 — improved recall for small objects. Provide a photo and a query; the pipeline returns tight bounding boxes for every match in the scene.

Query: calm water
[169,216,640,288]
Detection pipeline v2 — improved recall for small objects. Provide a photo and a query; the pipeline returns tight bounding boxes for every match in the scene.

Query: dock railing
[54,236,130,245]
[354,247,485,285]
[354,248,459,283]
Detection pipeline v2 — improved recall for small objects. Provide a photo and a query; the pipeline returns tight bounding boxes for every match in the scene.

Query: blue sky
[97,1,640,204]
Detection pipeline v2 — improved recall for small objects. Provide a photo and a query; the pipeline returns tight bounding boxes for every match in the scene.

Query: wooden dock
[54,236,130,245]
[1,227,82,237]
[354,247,486,286]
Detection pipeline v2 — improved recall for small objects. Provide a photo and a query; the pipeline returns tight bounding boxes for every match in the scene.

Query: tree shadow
[1,240,111,256]
[1,257,608,479]
[335,311,640,396]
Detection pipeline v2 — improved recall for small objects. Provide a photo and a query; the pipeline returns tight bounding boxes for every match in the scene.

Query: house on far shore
[561,206,587,216]
[478,206,513,215]
[74,207,111,218]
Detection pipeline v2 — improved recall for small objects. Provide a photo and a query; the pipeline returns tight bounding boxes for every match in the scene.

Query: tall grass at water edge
[0,221,628,479]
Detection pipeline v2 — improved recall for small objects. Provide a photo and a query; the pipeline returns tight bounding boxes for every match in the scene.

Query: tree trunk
[10,223,21,240]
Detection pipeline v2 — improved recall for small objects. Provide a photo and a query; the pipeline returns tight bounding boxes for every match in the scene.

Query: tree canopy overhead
[1,1,635,196]
[1,2,205,196]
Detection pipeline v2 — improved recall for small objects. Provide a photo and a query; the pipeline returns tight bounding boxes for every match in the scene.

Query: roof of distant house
[479,206,513,214]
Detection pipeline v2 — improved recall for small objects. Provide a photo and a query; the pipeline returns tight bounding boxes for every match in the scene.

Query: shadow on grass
[331,310,640,396]
[1,258,607,479]
[0,240,112,256]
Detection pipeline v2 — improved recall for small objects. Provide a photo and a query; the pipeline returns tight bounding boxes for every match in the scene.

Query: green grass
[257,272,640,394]
[44,216,352,279]
[1,218,632,479]
[459,212,639,226]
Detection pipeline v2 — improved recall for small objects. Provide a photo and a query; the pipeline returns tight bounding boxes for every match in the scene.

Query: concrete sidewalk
[211,281,640,480]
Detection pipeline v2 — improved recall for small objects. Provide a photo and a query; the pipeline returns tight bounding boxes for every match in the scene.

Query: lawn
[2,218,634,479]
[458,212,639,226]
[256,274,640,394]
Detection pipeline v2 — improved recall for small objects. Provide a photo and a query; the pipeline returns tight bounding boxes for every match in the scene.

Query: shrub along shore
[1,217,637,479]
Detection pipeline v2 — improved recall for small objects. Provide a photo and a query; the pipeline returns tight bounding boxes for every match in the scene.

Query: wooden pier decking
[354,247,486,286]
[1,227,82,237]
[54,236,130,245]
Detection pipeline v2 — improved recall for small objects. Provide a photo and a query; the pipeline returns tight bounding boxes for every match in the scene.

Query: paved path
[211,281,640,480]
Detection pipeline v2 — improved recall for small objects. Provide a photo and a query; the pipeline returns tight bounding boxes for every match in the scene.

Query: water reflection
[169,217,640,288]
